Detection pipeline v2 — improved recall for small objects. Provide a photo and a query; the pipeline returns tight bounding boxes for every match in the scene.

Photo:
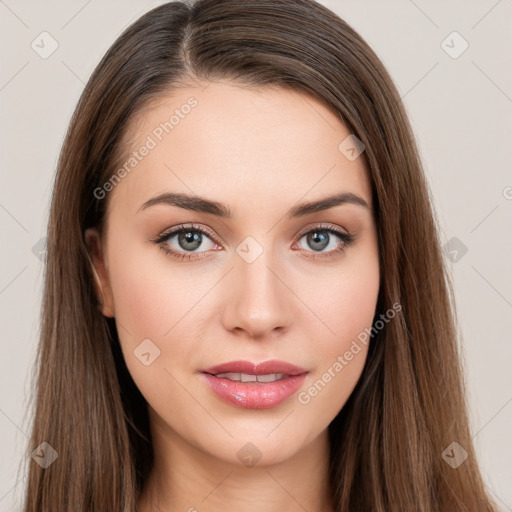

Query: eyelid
[294,221,351,239]
[152,222,221,245]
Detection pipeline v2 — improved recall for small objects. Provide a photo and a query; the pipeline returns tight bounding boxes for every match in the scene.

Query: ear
[84,227,115,318]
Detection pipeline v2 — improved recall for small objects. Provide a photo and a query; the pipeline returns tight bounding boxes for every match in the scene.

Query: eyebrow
[137,191,370,218]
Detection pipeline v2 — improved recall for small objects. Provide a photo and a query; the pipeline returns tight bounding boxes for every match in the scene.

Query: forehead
[109,80,372,217]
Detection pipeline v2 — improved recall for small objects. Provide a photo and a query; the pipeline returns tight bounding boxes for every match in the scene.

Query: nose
[221,245,294,339]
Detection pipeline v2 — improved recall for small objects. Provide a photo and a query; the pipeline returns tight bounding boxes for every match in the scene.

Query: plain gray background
[1,0,511,510]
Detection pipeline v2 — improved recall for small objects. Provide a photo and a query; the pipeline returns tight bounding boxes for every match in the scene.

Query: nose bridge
[223,235,292,336]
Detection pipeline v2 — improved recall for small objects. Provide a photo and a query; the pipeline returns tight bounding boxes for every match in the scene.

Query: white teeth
[215,372,286,383]
[256,373,284,383]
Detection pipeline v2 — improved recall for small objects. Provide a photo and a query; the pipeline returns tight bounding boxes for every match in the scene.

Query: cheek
[107,232,199,341]
[107,255,197,409]
[296,247,380,417]
[111,260,170,339]
[329,265,380,346]
[299,243,380,354]
[106,239,217,389]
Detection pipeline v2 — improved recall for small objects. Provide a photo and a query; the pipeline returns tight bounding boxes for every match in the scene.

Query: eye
[151,223,220,261]
[293,224,355,260]
[151,223,355,262]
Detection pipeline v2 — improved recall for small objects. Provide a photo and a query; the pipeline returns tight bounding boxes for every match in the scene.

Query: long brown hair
[20,0,496,510]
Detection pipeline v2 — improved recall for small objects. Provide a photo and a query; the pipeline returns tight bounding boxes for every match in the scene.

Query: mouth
[199,360,308,409]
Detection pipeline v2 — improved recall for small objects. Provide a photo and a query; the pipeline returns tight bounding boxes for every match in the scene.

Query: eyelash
[151,222,355,262]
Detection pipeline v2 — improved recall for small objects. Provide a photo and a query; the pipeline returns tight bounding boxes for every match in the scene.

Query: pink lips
[199,360,308,409]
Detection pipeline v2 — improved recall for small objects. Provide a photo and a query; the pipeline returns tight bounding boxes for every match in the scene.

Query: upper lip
[201,359,308,376]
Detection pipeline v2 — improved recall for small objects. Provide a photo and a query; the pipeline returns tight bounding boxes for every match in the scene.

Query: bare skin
[85,80,380,512]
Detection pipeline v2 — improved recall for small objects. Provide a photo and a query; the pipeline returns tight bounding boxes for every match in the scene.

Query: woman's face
[86,80,380,466]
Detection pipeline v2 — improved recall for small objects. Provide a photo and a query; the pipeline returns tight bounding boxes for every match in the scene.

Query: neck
[138,410,334,512]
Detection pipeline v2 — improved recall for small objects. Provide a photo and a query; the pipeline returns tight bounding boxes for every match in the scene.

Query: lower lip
[200,372,308,409]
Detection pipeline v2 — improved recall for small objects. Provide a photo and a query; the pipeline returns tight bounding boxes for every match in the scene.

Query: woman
[21,0,497,510]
